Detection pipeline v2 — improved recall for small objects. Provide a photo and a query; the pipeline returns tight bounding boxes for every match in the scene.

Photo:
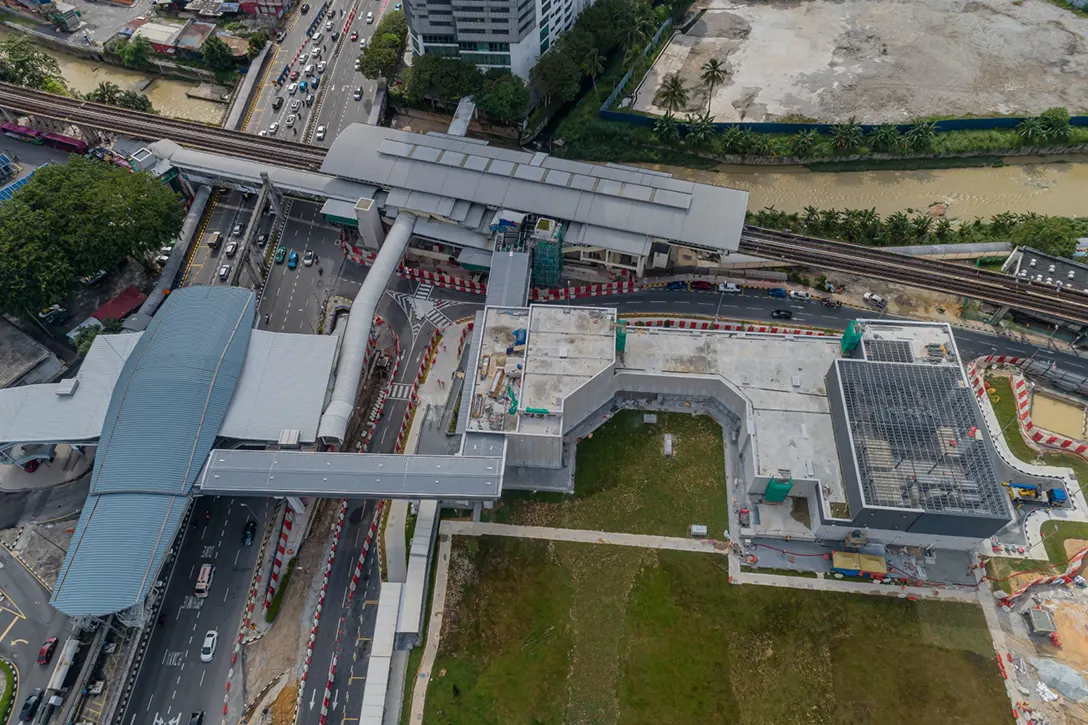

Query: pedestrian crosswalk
[415,282,434,299]
[387,383,414,400]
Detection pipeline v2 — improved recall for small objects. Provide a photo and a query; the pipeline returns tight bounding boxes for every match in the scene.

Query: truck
[205,230,221,250]
[1005,481,1069,507]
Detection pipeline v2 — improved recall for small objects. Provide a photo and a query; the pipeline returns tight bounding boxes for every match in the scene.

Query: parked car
[218,265,231,281]
[272,96,284,110]
[771,309,793,319]
[80,269,107,286]
[37,637,58,665]
[38,304,69,325]
[287,251,300,269]
[717,282,742,294]
[225,241,238,257]
[155,254,170,266]
[666,280,688,291]
[394,1,401,8]
[689,280,713,291]
[315,125,327,141]
[200,630,218,663]
[20,690,44,721]
[767,288,787,298]
[863,292,887,308]
[275,245,287,264]
[241,520,257,546]
[788,290,810,301]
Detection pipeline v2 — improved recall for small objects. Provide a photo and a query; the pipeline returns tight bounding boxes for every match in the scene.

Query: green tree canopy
[73,319,123,355]
[531,50,581,105]
[1012,216,1078,258]
[0,35,64,90]
[474,70,530,125]
[86,82,155,113]
[0,156,185,317]
[116,35,153,70]
[404,55,483,106]
[358,10,407,80]
[202,35,235,72]
[248,30,270,59]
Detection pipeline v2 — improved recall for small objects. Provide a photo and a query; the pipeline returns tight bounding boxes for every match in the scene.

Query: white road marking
[200,670,206,687]
[235,549,241,566]
[223,587,231,603]
[146,695,155,712]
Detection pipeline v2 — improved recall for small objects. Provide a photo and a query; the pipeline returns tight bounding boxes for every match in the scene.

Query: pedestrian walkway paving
[401,322,468,457]
[387,383,413,400]
[440,521,732,555]
[385,500,408,584]
[408,534,451,725]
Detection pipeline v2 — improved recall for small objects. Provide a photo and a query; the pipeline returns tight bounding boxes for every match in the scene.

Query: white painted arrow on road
[309,690,316,710]
[332,690,338,711]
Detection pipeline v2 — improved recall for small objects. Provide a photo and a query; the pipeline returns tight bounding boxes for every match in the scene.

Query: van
[717,282,741,294]
[195,563,214,597]
[863,292,887,308]
[788,290,810,301]
[767,288,787,298]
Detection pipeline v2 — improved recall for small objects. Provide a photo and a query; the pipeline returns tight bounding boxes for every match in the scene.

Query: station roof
[322,125,748,252]
[52,287,256,616]
[484,252,531,307]
[197,448,506,499]
[0,318,53,389]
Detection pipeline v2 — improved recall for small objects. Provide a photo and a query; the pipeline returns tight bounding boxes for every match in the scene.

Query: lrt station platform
[0,287,503,618]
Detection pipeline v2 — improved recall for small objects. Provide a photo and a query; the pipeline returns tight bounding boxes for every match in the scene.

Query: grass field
[424,537,1010,725]
[484,410,728,537]
[0,658,15,725]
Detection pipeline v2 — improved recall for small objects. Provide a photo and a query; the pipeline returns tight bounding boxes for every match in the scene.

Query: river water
[651,155,1088,221]
[0,28,224,124]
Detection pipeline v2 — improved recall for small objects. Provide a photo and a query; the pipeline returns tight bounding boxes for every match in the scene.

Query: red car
[290,69,300,81]
[37,637,58,665]
[689,280,714,291]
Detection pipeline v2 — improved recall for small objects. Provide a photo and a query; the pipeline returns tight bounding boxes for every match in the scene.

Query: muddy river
[0,28,224,124]
[655,156,1088,221]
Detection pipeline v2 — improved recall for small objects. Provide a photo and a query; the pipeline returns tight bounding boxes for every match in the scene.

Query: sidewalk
[440,520,733,555]
[400,322,469,457]
[407,534,452,725]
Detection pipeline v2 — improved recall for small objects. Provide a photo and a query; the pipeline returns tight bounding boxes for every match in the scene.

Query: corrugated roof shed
[92,285,147,322]
[485,252,530,307]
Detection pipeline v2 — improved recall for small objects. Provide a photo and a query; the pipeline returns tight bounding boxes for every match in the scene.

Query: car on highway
[300,2,309,11]
[272,96,284,110]
[350,30,358,41]
[767,287,787,298]
[304,63,315,76]
[690,280,713,291]
[666,280,687,291]
[200,630,218,663]
[353,86,363,100]
[317,60,326,73]
[325,20,333,30]
[312,31,323,43]
[21,689,43,721]
[290,99,302,112]
[275,30,286,42]
[37,637,58,665]
[328,8,335,18]
[366,11,373,23]
[332,31,340,41]
[305,94,315,107]
[218,264,231,281]
[275,245,287,264]
[268,121,279,134]
[288,251,300,269]
[286,113,297,127]
[188,713,205,725]
[311,47,321,58]
[225,241,238,257]
[256,233,268,248]
[242,520,257,546]
[360,38,367,49]
[303,249,315,266]
[717,282,742,294]
[299,80,309,93]
[287,82,298,95]
[231,223,243,237]
[290,69,300,81]
[315,125,327,141]
[771,309,793,319]
[788,290,810,301]
[354,58,361,71]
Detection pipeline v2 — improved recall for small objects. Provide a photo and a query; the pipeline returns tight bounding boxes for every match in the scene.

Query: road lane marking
[146,695,154,712]
[223,587,231,603]
[200,670,206,687]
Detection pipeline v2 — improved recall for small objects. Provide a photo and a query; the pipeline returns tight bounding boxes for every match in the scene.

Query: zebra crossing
[415,282,434,299]
[387,383,414,400]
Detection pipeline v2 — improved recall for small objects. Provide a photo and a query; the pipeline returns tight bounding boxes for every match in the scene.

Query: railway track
[1,83,1084,324]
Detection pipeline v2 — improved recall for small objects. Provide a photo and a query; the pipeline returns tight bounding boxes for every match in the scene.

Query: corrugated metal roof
[485,252,531,307]
[0,332,142,446]
[52,493,188,615]
[220,330,338,443]
[322,125,748,252]
[197,448,505,499]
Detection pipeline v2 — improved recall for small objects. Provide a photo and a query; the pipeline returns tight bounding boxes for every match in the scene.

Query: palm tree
[1016,117,1046,145]
[868,124,902,153]
[683,111,715,148]
[89,81,122,105]
[788,130,818,159]
[655,73,688,113]
[585,51,606,92]
[934,218,953,240]
[622,15,652,68]
[653,111,680,145]
[910,214,933,241]
[721,124,746,154]
[699,58,727,112]
[802,205,820,229]
[904,119,937,151]
[830,117,864,153]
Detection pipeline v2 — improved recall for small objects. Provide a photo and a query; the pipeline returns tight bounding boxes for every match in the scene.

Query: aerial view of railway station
[1,0,1088,722]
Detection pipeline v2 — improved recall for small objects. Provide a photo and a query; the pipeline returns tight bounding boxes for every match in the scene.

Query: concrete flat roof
[522,306,616,414]
[467,307,531,434]
[0,318,52,389]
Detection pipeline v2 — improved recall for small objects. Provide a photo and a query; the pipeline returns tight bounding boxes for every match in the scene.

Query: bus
[42,132,89,155]
[1,122,43,144]
[195,563,215,597]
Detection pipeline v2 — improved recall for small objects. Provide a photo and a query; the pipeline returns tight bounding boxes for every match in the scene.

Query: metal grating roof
[864,339,914,363]
[835,359,1006,517]
[485,252,531,307]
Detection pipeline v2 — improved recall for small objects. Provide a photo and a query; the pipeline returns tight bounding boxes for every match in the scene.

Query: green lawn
[486,410,728,537]
[424,537,1011,725]
[1040,519,1088,567]
[0,658,15,725]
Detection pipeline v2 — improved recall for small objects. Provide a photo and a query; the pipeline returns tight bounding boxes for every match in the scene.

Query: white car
[303,249,315,266]
[315,125,327,141]
[863,291,887,308]
[317,61,326,73]
[287,82,298,94]
[218,264,231,281]
[717,282,742,294]
[312,31,323,43]
[258,130,267,137]
[200,630,218,663]
[354,58,361,70]
[290,99,302,112]
[365,11,373,23]
[304,63,315,76]
[268,121,279,134]
[325,20,333,30]
[360,38,367,49]
[286,113,297,127]
[787,290,810,301]
[311,47,321,58]
[353,86,362,100]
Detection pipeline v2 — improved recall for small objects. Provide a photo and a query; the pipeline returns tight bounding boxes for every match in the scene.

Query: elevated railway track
[0,82,1083,325]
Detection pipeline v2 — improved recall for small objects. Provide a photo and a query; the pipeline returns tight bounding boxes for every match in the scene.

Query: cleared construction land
[486,410,729,537]
[635,0,1088,123]
[424,537,1010,725]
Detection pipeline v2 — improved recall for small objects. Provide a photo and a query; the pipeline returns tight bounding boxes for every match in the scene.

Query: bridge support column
[234,179,272,288]
[287,496,306,514]
[260,172,283,217]
[0,107,16,124]
[989,305,1010,325]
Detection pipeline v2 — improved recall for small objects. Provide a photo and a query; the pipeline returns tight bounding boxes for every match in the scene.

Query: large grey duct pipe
[318,212,416,445]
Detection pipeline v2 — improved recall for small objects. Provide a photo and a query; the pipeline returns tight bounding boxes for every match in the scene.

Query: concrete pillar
[287,496,306,514]
[988,305,1010,325]
[260,171,283,217]
[0,107,15,124]
[354,198,386,251]
[235,180,271,287]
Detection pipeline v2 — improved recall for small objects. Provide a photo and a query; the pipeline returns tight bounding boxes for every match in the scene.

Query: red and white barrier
[264,508,295,611]
[394,330,443,453]
[348,500,384,603]
[531,280,638,301]
[999,546,1088,605]
[626,317,834,336]
[399,266,487,294]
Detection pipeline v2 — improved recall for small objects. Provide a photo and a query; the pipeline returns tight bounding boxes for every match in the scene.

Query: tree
[682,111,714,148]
[358,11,407,80]
[653,111,680,145]
[788,129,818,158]
[830,117,864,153]
[248,30,270,60]
[116,35,153,70]
[1012,216,1078,258]
[88,81,123,105]
[0,35,64,90]
[621,9,653,67]
[654,73,688,113]
[202,35,235,73]
[404,55,483,107]
[531,50,581,105]
[1039,107,1071,142]
[868,124,902,153]
[475,70,530,125]
[73,319,124,355]
[1016,117,1047,145]
[86,83,155,113]
[699,58,727,112]
[0,156,185,317]
[584,51,606,92]
[904,119,936,151]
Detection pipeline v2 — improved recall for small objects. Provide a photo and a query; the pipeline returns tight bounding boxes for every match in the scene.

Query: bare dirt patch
[1032,393,1087,441]
[635,0,1088,122]
[0,516,79,589]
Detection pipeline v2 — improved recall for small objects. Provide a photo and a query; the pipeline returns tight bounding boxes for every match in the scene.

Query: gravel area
[635,0,1088,122]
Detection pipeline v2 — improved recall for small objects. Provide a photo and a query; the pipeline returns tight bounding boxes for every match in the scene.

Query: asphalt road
[119,497,271,725]
[183,191,265,288]
[0,547,74,717]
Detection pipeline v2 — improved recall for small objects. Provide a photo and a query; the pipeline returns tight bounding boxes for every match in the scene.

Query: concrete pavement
[440,521,732,555]
[407,534,450,725]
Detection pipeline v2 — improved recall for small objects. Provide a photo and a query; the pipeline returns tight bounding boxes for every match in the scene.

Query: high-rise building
[405,0,595,79]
